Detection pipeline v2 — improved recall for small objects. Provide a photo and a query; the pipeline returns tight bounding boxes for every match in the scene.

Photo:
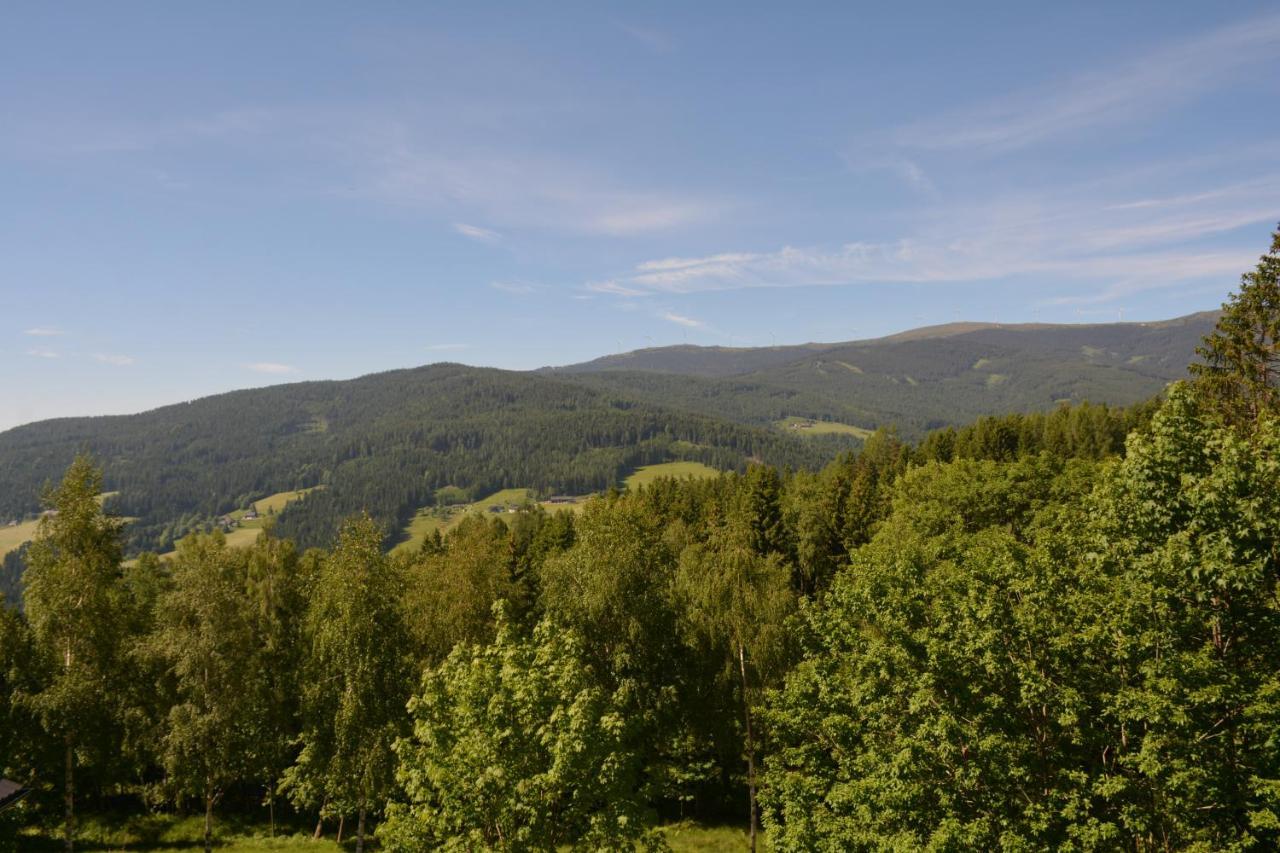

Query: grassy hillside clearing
[775,416,873,439]
[397,488,529,553]
[144,487,325,558]
[394,486,599,554]
[1,491,125,559]
[0,518,39,560]
[624,461,721,490]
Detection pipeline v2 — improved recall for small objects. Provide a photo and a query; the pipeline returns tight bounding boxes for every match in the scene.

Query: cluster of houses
[216,508,259,532]
[487,495,580,513]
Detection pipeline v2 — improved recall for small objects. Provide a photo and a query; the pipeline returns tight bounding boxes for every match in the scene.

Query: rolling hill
[0,364,831,557]
[550,311,1215,433]
[0,311,1215,565]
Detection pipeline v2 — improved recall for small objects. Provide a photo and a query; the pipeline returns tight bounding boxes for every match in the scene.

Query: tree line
[1,227,1277,851]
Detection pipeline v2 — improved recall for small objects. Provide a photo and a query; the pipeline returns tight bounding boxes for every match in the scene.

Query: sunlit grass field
[0,517,39,559]
[1,491,124,559]
[624,461,721,489]
[774,416,872,439]
[393,487,537,554]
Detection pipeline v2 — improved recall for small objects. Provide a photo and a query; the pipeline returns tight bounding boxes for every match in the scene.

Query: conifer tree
[1192,224,1280,426]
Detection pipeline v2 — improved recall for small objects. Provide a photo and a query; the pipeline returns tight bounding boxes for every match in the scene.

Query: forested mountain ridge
[552,311,1217,433]
[0,311,1214,556]
[555,310,1216,377]
[0,364,835,554]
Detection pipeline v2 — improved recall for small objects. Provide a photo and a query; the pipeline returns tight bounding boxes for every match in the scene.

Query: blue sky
[2,2,1278,430]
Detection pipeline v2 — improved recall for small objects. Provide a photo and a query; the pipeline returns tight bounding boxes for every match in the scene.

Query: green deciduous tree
[22,456,125,852]
[242,534,308,835]
[0,601,39,853]
[382,608,662,852]
[400,514,521,668]
[284,515,411,852]
[148,533,261,853]
[676,514,794,853]
[1080,383,1280,848]
[763,384,1280,850]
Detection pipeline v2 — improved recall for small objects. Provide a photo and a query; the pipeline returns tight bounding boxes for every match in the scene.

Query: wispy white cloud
[245,362,298,375]
[587,279,651,297]
[489,280,537,295]
[888,12,1280,153]
[356,135,720,236]
[8,104,723,238]
[425,343,469,351]
[454,222,501,242]
[92,353,135,366]
[23,327,65,337]
[26,348,59,359]
[592,173,1275,302]
[662,312,705,329]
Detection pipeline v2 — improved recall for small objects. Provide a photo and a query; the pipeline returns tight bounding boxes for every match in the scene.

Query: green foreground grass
[16,815,760,851]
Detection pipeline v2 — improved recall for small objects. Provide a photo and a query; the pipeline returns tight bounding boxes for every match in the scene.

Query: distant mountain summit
[545,311,1217,437]
[551,311,1218,377]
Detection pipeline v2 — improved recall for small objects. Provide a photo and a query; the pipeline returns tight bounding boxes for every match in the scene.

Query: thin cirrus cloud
[244,362,298,375]
[425,343,469,351]
[453,222,501,242]
[23,326,65,337]
[590,171,1276,304]
[92,353,135,366]
[8,107,722,239]
[359,138,720,237]
[661,312,705,329]
[26,348,59,359]
[489,281,537,295]
[887,12,1280,153]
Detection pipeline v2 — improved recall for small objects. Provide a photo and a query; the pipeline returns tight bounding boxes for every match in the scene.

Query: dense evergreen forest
[553,311,1215,433]
[1,229,1278,851]
[0,366,842,557]
[0,311,1209,566]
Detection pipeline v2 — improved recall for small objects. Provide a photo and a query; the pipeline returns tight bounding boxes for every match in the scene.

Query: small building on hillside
[0,778,29,813]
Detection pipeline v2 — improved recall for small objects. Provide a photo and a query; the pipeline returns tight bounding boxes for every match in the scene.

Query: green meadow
[774,416,873,439]
[623,461,721,489]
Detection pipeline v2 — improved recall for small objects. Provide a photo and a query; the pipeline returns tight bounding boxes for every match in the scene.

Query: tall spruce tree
[1192,224,1280,426]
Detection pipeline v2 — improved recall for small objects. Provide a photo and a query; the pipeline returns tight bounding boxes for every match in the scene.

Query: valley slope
[549,311,1215,432]
[0,311,1213,561]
